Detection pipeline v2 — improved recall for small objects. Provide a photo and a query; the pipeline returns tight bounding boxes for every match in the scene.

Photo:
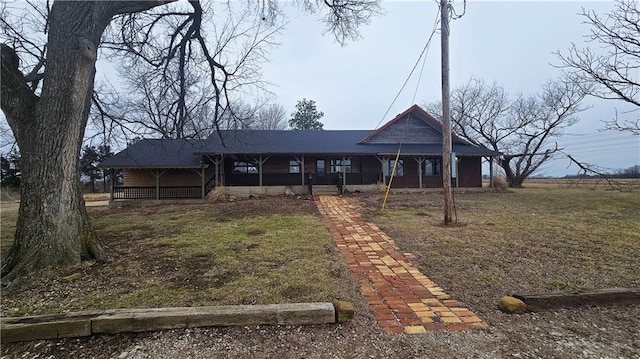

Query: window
[289,160,301,174]
[233,161,258,174]
[386,159,404,177]
[330,159,351,173]
[422,159,441,176]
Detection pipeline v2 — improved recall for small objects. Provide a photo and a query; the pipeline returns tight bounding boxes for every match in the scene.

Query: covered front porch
[109,166,211,201]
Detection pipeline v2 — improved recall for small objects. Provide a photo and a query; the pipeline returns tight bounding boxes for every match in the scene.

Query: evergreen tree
[0,151,21,189]
[289,98,325,130]
[80,145,113,193]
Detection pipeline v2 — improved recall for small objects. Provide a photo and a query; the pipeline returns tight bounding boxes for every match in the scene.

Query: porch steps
[312,185,339,195]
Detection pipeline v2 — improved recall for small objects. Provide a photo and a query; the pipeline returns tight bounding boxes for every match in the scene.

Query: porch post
[217,155,224,187]
[259,156,263,187]
[489,156,494,188]
[414,157,425,189]
[150,169,166,200]
[376,156,387,185]
[253,155,270,187]
[215,157,219,187]
[206,154,223,187]
[201,166,206,199]
[154,169,160,200]
[342,156,347,188]
[109,168,115,201]
[455,157,460,188]
[296,156,305,185]
[301,156,305,185]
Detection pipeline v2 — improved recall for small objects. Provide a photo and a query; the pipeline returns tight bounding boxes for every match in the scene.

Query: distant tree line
[561,165,640,179]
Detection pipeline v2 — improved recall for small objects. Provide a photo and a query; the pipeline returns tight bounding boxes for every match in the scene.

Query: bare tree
[0,0,380,284]
[94,67,217,140]
[602,108,640,135]
[91,3,285,142]
[217,100,259,130]
[556,0,639,134]
[564,155,637,191]
[253,103,288,130]
[425,77,589,187]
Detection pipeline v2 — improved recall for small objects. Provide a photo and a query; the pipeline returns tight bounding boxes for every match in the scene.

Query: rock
[333,301,355,323]
[62,273,82,282]
[499,296,527,314]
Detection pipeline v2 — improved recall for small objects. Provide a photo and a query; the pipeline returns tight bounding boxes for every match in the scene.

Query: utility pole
[440,0,454,224]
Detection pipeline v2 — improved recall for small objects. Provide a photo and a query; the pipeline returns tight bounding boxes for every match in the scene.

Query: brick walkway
[316,195,488,334]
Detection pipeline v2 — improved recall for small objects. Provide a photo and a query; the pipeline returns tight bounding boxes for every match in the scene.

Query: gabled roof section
[359,104,470,145]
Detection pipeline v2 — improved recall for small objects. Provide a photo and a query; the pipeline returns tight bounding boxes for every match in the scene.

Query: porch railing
[112,186,203,200]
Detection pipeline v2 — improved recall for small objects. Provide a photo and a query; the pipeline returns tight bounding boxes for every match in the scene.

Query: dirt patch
[246,229,266,236]
[282,285,316,300]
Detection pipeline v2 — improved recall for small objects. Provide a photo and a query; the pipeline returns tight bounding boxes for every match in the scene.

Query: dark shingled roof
[199,130,497,156]
[99,139,207,168]
[99,105,501,169]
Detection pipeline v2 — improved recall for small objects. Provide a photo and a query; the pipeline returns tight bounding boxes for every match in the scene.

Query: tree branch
[0,44,39,141]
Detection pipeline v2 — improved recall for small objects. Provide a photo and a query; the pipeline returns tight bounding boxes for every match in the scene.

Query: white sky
[258,0,639,177]
[2,1,638,177]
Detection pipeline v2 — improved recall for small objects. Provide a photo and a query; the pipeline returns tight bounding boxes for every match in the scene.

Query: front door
[316,159,327,184]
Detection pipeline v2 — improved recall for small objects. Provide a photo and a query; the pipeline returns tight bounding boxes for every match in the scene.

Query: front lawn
[1,197,355,316]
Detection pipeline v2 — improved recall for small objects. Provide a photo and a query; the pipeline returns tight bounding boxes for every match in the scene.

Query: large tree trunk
[0,3,115,284]
[500,157,525,188]
[1,2,181,284]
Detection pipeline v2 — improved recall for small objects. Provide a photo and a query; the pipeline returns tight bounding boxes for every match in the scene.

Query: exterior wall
[222,155,383,187]
[124,169,201,187]
[386,156,483,188]
[456,157,482,187]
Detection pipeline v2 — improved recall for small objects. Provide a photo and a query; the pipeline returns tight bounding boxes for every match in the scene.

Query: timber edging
[513,287,640,311]
[1,302,342,343]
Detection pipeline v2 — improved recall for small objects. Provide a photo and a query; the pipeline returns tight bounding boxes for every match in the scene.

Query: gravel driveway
[3,303,639,358]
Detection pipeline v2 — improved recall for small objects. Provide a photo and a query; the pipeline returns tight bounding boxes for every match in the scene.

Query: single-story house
[99,104,501,200]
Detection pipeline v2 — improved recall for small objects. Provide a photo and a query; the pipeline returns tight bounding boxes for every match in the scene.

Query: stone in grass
[62,273,82,282]
[499,296,527,314]
[334,301,355,323]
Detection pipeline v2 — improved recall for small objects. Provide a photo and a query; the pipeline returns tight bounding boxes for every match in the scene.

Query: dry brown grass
[358,185,640,319]
[205,186,232,203]
[1,197,359,317]
[491,176,509,190]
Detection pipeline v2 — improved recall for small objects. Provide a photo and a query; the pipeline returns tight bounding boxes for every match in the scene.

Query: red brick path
[316,195,488,334]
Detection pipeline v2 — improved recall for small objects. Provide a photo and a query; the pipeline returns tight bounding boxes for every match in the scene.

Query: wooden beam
[414,157,425,189]
[109,168,115,201]
[376,156,388,185]
[514,288,640,311]
[252,155,270,187]
[205,155,224,187]
[200,167,205,199]
[489,157,495,188]
[295,156,305,186]
[149,169,166,200]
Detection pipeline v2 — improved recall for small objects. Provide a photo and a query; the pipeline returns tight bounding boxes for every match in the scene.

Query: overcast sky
[259,0,639,177]
[2,1,637,177]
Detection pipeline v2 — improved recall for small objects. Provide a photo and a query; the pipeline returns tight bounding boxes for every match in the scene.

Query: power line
[559,134,639,146]
[373,6,441,130]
